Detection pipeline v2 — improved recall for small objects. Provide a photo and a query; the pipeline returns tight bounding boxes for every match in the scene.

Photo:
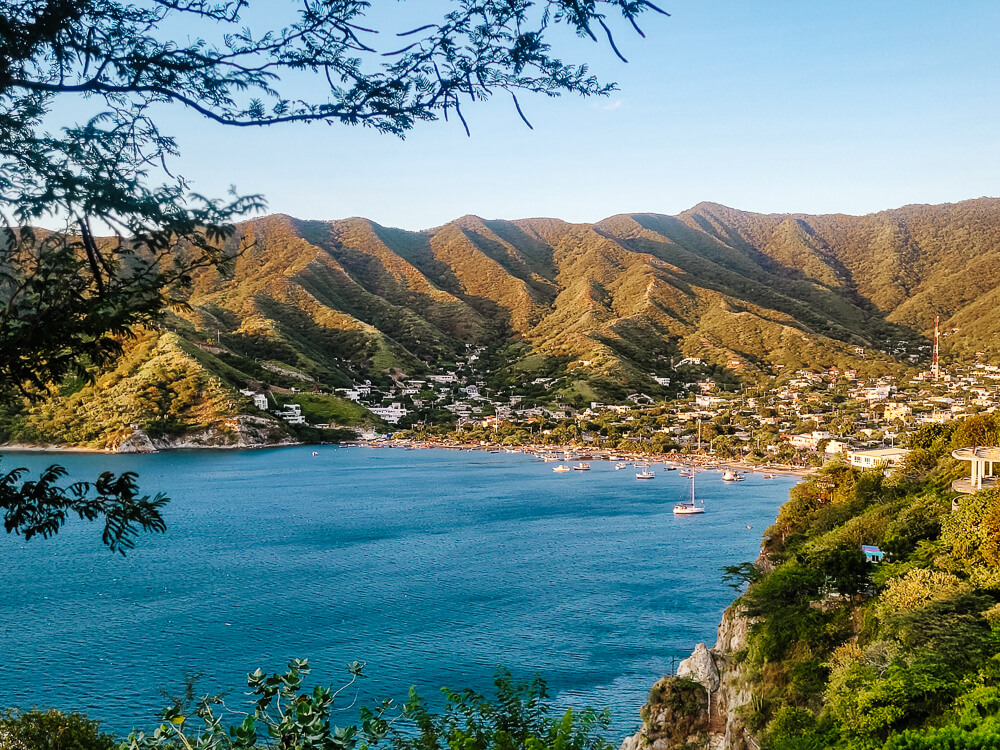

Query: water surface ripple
[0,447,793,739]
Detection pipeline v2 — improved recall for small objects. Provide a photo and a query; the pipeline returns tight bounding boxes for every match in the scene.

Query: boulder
[677,642,719,692]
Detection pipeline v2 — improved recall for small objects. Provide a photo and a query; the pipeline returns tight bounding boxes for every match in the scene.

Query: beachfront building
[370,403,408,424]
[951,446,1000,494]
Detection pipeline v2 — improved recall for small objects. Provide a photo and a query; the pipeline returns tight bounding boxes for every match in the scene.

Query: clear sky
[159,1,1000,230]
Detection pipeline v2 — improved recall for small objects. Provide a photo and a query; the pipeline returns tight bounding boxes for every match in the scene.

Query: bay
[0,446,794,741]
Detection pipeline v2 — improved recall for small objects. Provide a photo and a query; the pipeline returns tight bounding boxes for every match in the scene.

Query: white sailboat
[673,469,706,515]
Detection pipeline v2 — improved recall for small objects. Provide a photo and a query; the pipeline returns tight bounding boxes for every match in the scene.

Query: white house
[824,439,850,455]
[276,403,306,425]
[240,389,270,411]
[695,395,727,408]
[848,447,909,471]
[863,385,894,402]
[370,402,408,424]
[788,431,834,450]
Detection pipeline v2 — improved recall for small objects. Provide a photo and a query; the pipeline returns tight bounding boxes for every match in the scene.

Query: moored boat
[635,470,656,480]
[673,469,706,515]
[553,465,571,473]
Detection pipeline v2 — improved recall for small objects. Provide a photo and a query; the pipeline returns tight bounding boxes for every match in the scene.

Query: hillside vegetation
[6,199,1000,445]
[728,413,1000,749]
[176,199,1000,395]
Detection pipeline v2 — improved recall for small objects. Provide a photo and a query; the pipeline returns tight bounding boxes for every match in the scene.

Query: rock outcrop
[620,604,755,750]
[113,429,158,454]
[677,643,719,692]
[112,415,300,453]
[619,677,711,750]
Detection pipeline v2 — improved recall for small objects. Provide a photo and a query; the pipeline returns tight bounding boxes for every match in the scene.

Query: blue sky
[161,1,1000,230]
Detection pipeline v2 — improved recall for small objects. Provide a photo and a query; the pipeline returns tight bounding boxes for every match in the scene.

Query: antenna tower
[932,315,940,381]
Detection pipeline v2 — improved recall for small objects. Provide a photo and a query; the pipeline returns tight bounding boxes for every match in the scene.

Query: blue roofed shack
[862,545,884,563]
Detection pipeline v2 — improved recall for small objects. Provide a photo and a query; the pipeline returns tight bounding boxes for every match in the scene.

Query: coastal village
[237,336,1000,475]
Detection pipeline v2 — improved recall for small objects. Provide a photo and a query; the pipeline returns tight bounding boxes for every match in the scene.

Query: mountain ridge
[5,197,1000,448]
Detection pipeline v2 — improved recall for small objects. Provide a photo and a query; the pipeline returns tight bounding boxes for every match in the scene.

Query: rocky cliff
[620,605,755,750]
[112,415,299,453]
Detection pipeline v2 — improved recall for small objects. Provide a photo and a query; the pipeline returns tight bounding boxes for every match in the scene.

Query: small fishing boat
[722,470,746,482]
[573,462,591,471]
[636,470,656,480]
[762,473,775,479]
[615,462,628,470]
[553,465,571,473]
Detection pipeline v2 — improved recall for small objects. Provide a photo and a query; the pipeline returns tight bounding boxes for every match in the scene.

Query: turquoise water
[0,447,793,740]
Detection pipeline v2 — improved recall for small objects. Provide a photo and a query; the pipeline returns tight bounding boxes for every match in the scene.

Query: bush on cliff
[738,414,1000,750]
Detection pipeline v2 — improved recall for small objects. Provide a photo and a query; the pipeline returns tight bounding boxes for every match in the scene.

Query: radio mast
[932,315,940,381]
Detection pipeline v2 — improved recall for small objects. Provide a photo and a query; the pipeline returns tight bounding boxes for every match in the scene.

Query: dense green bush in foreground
[7,665,611,750]
[0,709,116,750]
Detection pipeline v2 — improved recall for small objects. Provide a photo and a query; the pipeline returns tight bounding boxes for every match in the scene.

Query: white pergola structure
[951,447,1000,494]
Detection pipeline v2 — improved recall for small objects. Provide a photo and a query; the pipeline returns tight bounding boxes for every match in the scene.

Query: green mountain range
[183,197,1000,383]
[5,198,1000,448]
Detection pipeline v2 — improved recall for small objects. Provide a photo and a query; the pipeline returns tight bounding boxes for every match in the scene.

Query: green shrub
[0,709,116,750]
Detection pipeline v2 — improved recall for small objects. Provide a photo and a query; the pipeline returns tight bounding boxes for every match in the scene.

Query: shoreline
[0,437,815,477]
[0,443,109,454]
[382,437,816,478]
[0,441,304,455]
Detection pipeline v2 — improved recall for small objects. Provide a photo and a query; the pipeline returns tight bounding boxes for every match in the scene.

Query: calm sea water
[0,447,793,741]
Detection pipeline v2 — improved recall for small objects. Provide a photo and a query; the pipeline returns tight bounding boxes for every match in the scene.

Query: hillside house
[862,545,884,563]
[370,403,408,424]
[276,404,306,425]
[848,447,909,472]
[240,389,269,411]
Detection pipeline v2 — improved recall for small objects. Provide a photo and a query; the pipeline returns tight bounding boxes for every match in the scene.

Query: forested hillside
[177,198,1000,395]
[5,198,1000,446]
[718,413,1000,749]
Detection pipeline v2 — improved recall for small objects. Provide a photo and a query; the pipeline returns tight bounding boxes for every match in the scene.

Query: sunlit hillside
[5,198,1000,447]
